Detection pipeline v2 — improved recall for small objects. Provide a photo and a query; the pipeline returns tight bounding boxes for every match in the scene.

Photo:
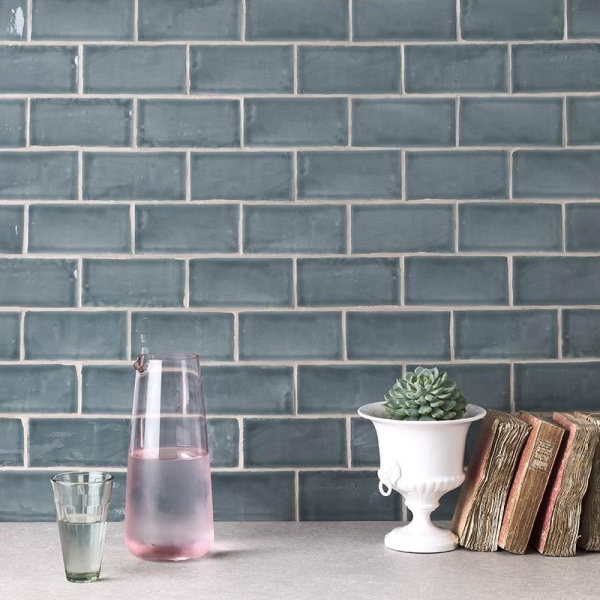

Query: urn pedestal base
[385,523,458,554]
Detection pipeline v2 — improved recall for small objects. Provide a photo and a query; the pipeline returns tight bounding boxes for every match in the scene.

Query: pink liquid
[125,447,214,561]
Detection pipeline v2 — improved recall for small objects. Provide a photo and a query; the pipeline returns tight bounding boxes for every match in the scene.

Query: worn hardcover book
[451,410,531,552]
[498,413,564,554]
[531,412,599,557]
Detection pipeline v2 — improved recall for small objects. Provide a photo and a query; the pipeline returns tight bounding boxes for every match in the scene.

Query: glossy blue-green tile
[190,259,292,307]
[244,419,346,468]
[192,152,292,200]
[0,365,77,412]
[29,205,130,253]
[299,471,400,520]
[460,98,562,146]
[0,206,23,253]
[0,259,76,307]
[209,419,239,468]
[347,312,451,360]
[246,0,347,41]
[563,310,600,358]
[405,45,507,92]
[138,100,239,148]
[30,99,132,147]
[239,312,342,360]
[0,152,77,200]
[190,46,293,93]
[298,151,401,200]
[203,366,293,415]
[243,205,345,254]
[0,0,25,40]
[406,257,508,305]
[84,152,185,200]
[297,365,400,414]
[297,258,399,306]
[459,203,562,251]
[0,313,18,360]
[566,204,600,251]
[568,0,600,38]
[297,46,400,93]
[245,98,347,147]
[350,418,378,466]
[353,99,455,147]
[84,46,185,93]
[139,0,240,40]
[352,204,454,253]
[0,419,23,466]
[136,205,239,253]
[82,366,133,414]
[406,151,508,200]
[213,472,295,521]
[0,100,25,147]
[131,312,234,360]
[567,98,600,145]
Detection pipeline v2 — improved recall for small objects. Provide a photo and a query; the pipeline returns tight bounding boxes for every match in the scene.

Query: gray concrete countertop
[1,522,598,599]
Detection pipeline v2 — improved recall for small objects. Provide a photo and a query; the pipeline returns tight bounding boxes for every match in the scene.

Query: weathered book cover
[498,413,564,554]
[531,412,598,557]
[451,410,531,552]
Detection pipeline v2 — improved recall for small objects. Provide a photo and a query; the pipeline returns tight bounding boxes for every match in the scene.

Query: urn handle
[377,462,402,497]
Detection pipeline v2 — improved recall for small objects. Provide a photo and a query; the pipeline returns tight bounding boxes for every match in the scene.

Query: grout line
[292,151,298,201]
[341,311,348,361]
[76,258,83,307]
[77,45,83,95]
[241,0,247,42]
[238,203,244,253]
[129,203,135,253]
[240,99,245,148]
[22,204,29,253]
[456,0,462,41]
[509,362,516,413]
[233,312,240,361]
[131,98,138,148]
[292,364,298,416]
[237,416,244,467]
[507,256,514,306]
[449,311,455,360]
[294,470,300,521]
[561,202,567,252]
[400,151,406,200]
[346,204,352,254]
[292,257,298,307]
[133,0,139,42]
[185,151,191,201]
[183,259,190,308]
[22,418,29,468]
[399,45,405,94]
[507,43,512,94]
[564,0,568,40]
[348,0,353,42]
[347,97,352,147]
[455,97,460,147]
[77,151,83,201]
[19,311,25,360]
[399,256,405,305]
[25,98,30,147]
[454,203,460,252]
[508,150,513,200]
[126,310,132,359]
[26,0,32,40]
[562,95,567,147]
[557,308,563,359]
[76,364,83,413]
[345,416,352,468]
[293,45,298,95]
[185,44,191,94]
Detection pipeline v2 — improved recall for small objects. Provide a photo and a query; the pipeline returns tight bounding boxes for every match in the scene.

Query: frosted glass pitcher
[125,353,214,561]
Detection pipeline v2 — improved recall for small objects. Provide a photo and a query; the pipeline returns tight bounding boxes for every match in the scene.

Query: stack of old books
[451,410,600,556]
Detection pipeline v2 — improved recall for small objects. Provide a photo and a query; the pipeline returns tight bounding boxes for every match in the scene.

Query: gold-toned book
[498,413,564,554]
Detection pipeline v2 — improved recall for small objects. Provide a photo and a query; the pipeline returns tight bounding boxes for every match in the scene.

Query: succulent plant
[383,367,467,421]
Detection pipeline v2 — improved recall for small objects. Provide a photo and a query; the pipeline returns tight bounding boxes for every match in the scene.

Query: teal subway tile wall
[0,0,599,522]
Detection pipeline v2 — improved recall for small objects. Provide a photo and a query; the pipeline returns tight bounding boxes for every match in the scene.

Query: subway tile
[351,418,378,466]
[138,100,239,148]
[0,313,19,360]
[513,44,600,92]
[567,98,600,146]
[82,366,133,414]
[563,310,600,358]
[131,312,234,360]
[0,365,77,413]
[246,0,348,41]
[190,45,293,93]
[136,205,239,253]
[352,204,454,253]
[515,363,600,412]
[245,98,347,147]
[514,151,600,199]
[299,471,400,520]
[139,0,240,40]
[84,152,185,200]
[0,47,77,93]
[30,99,132,147]
[203,366,294,415]
[190,259,292,307]
[459,203,562,252]
[406,151,508,200]
[0,419,23,466]
[244,419,346,467]
[0,259,77,307]
[243,205,345,254]
[83,259,185,307]
[0,152,77,200]
[405,45,507,92]
[514,257,600,305]
[25,312,127,360]
[566,204,600,252]
[84,46,185,93]
[346,312,450,360]
[353,0,456,41]
[298,151,401,200]
[461,0,563,40]
[29,418,129,467]
[568,0,600,38]
[297,258,399,306]
[0,206,23,253]
[297,365,400,414]
[353,99,455,147]
[239,312,342,360]
[0,100,25,147]
[297,47,400,94]
[28,205,130,253]
[454,310,558,359]
[0,0,26,40]
[209,419,239,468]
[192,152,292,200]
[213,472,295,521]
[460,98,562,146]
[405,257,509,305]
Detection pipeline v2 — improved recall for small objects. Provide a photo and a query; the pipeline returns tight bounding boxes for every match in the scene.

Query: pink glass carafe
[125,353,214,561]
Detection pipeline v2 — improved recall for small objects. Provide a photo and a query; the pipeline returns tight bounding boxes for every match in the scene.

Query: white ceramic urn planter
[358,402,486,554]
